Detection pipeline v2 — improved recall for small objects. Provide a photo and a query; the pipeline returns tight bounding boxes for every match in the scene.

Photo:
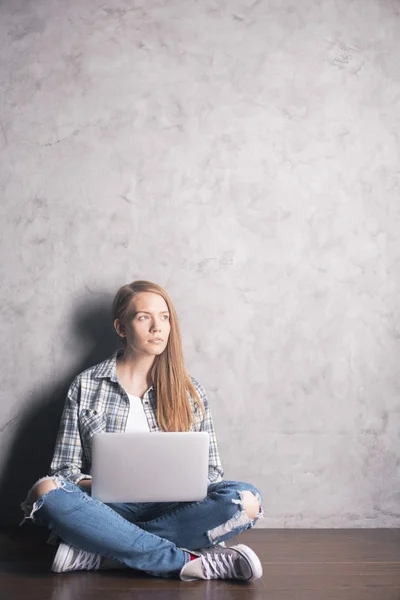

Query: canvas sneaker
[180,543,263,581]
[52,542,124,573]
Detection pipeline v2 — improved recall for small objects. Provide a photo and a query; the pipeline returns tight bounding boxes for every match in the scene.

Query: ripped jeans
[22,478,263,578]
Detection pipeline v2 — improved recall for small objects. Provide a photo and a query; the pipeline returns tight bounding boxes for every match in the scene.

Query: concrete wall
[1,0,400,527]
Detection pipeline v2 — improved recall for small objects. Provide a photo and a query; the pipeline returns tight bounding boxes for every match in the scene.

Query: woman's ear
[113,318,126,339]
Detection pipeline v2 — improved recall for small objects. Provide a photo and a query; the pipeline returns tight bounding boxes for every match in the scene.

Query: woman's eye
[162,315,169,320]
[138,315,148,321]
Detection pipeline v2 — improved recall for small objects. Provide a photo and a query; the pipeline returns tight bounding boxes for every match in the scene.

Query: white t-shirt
[124,393,150,432]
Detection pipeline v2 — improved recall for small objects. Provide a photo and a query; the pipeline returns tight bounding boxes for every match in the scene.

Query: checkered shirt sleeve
[49,376,91,484]
[191,377,224,484]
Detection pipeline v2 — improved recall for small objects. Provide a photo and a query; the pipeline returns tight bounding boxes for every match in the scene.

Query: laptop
[91,431,209,503]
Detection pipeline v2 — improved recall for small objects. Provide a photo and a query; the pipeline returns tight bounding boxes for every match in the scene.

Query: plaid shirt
[49,350,224,485]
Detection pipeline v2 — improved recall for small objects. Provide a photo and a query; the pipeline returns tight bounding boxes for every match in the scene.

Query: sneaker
[52,542,124,573]
[180,544,263,582]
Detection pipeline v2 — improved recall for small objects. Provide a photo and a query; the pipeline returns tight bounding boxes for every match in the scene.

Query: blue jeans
[26,479,263,578]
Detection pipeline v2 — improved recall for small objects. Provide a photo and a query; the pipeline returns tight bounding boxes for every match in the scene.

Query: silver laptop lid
[91,431,209,503]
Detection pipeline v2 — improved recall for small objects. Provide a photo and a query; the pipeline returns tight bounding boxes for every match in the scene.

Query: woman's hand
[77,479,92,495]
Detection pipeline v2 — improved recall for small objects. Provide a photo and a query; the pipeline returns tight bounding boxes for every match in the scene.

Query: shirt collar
[92,348,155,391]
[92,349,123,383]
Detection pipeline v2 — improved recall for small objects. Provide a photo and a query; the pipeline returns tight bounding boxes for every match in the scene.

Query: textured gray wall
[1,0,400,527]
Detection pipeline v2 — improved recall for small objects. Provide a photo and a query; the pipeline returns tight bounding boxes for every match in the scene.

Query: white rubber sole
[233,544,263,581]
[51,542,72,573]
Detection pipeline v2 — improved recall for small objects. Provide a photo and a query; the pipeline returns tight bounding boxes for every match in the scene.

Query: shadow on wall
[0,293,121,527]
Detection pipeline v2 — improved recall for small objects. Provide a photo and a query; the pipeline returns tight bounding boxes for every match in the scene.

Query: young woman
[21,280,264,581]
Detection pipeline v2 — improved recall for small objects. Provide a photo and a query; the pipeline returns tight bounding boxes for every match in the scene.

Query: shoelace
[201,551,238,579]
[70,549,102,571]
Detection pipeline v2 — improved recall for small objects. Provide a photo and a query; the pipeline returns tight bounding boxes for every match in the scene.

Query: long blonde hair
[112,280,204,432]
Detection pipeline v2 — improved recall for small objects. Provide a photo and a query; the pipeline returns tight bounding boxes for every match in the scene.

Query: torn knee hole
[207,510,252,543]
[31,478,60,502]
[240,491,260,520]
[207,491,263,544]
[20,476,64,527]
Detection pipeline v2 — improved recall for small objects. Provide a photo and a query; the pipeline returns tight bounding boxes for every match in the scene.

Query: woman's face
[115,292,171,357]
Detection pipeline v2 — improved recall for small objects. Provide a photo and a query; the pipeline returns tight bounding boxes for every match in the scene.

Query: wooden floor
[1,528,400,600]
